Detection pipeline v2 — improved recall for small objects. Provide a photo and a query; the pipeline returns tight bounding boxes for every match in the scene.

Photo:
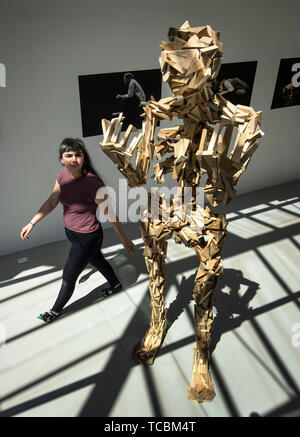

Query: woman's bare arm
[20,179,61,239]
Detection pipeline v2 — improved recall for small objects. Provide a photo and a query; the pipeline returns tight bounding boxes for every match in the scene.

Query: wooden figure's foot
[133,342,159,365]
[133,321,167,365]
[187,348,216,403]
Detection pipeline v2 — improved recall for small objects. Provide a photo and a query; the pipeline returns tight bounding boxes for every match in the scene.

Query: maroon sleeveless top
[57,167,105,233]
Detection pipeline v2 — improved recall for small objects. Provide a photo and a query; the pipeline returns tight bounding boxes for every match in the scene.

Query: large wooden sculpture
[99,21,263,402]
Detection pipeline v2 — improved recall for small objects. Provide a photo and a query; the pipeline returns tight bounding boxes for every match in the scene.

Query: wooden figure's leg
[133,220,169,365]
[175,211,227,402]
[187,256,221,402]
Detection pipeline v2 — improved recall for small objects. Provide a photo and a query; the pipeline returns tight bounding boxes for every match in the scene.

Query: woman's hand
[20,223,34,240]
[122,237,135,254]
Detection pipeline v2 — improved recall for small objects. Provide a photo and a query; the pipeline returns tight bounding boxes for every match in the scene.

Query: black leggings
[52,227,120,313]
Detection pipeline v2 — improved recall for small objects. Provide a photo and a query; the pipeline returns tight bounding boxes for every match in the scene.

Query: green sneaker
[38,310,60,323]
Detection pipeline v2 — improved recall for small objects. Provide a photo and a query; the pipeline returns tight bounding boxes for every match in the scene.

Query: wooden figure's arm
[100,96,184,187]
[147,96,191,184]
[100,108,155,187]
[198,94,264,206]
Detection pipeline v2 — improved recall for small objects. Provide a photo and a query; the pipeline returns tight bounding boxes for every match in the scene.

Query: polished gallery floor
[0,180,300,417]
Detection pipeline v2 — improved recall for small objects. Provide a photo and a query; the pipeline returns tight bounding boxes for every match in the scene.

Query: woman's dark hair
[59,138,103,181]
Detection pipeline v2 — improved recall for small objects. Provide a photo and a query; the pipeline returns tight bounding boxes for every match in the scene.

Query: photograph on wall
[79,69,162,137]
[213,61,258,106]
[271,58,300,109]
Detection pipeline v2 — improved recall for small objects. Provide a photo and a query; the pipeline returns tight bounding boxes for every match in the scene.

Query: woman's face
[61,150,84,172]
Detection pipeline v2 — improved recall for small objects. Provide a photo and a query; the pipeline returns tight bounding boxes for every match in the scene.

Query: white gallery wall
[0,0,299,256]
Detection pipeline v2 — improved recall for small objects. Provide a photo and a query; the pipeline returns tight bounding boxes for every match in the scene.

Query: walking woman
[20,138,135,323]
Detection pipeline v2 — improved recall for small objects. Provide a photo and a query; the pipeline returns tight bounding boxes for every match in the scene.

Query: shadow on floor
[1,180,300,416]
[211,268,260,353]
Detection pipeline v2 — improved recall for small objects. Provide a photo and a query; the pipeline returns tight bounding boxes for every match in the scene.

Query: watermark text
[0,63,6,87]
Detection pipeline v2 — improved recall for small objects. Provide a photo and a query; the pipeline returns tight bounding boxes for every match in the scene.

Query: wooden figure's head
[159,21,223,97]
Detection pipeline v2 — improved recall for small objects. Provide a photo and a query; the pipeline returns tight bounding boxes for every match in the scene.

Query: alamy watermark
[291,63,300,88]
[96,180,205,232]
[291,323,300,348]
[0,62,6,87]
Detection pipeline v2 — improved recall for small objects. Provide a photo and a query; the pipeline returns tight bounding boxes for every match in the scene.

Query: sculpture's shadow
[211,269,259,353]
[62,250,260,358]
[165,268,260,354]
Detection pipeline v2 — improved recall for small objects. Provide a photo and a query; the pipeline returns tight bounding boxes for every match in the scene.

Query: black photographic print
[213,61,258,106]
[78,69,162,137]
[271,58,300,109]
